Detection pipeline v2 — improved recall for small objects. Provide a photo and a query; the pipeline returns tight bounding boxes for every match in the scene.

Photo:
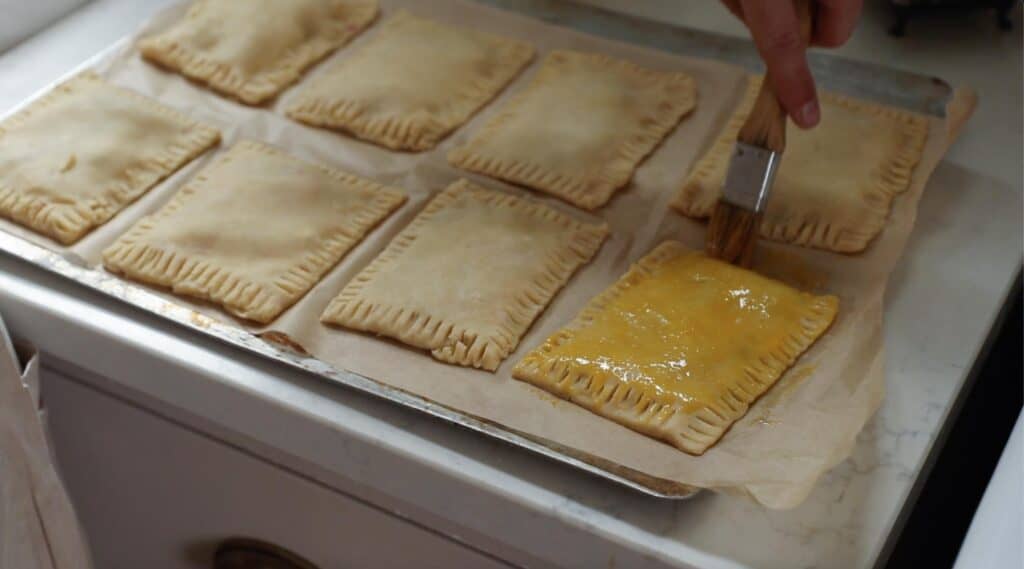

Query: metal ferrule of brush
[722,142,780,213]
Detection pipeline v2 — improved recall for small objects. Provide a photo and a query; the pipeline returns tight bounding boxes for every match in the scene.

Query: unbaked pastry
[321,179,609,371]
[139,0,378,105]
[0,72,220,245]
[513,241,838,455]
[448,50,696,210]
[103,141,405,323]
[672,77,929,253]
[286,11,534,151]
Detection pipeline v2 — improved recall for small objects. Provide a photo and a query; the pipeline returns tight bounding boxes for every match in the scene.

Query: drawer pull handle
[213,537,320,569]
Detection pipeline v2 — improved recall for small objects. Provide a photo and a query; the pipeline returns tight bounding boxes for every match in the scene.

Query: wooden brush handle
[737,0,815,153]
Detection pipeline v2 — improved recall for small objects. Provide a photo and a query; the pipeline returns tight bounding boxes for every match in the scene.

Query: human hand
[721,0,863,129]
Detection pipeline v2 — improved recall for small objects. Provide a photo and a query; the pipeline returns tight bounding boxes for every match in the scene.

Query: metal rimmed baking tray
[0,0,952,500]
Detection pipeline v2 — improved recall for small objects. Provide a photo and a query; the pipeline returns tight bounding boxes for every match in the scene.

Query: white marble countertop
[0,2,1020,568]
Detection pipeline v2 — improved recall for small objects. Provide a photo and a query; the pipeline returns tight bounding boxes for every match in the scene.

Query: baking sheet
[0,0,975,508]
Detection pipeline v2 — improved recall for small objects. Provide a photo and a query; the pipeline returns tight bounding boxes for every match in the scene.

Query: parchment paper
[0,0,975,509]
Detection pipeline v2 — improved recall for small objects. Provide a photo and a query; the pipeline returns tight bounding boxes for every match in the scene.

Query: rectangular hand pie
[448,50,696,210]
[286,11,534,151]
[139,0,378,105]
[672,77,929,253]
[103,141,405,323]
[0,72,220,245]
[321,180,609,371]
[513,241,838,455]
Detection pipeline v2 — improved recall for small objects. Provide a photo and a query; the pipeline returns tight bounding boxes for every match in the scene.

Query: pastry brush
[705,0,814,267]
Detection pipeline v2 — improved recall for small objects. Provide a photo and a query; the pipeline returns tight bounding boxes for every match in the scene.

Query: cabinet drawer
[44,369,511,569]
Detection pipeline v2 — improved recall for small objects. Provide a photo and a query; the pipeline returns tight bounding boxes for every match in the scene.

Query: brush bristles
[706,201,760,267]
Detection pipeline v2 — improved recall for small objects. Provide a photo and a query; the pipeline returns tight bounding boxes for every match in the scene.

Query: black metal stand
[888,0,1016,37]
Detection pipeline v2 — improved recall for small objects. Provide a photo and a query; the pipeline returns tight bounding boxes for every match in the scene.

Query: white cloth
[0,313,92,569]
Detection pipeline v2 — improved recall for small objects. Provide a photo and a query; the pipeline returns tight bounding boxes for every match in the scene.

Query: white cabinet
[44,369,512,569]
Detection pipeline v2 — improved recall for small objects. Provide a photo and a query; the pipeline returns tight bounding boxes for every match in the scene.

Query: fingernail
[796,100,820,128]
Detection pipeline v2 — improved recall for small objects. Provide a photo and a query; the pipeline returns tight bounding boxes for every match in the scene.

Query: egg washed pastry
[0,72,220,245]
[287,11,534,151]
[513,241,838,455]
[139,0,378,105]
[672,76,929,253]
[322,180,608,371]
[103,141,405,324]
[448,50,696,210]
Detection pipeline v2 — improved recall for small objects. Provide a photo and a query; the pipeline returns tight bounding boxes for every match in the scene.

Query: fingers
[738,0,819,128]
[813,0,863,47]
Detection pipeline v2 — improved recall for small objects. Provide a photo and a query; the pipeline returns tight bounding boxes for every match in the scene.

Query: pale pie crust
[103,141,405,323]
[0,72,220,245]
[671,76,929,253]
[286,10,534,151]
[513,241,838,455]
[321,179,609,371]
[139,0,379,105]
[448,50,697,210]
